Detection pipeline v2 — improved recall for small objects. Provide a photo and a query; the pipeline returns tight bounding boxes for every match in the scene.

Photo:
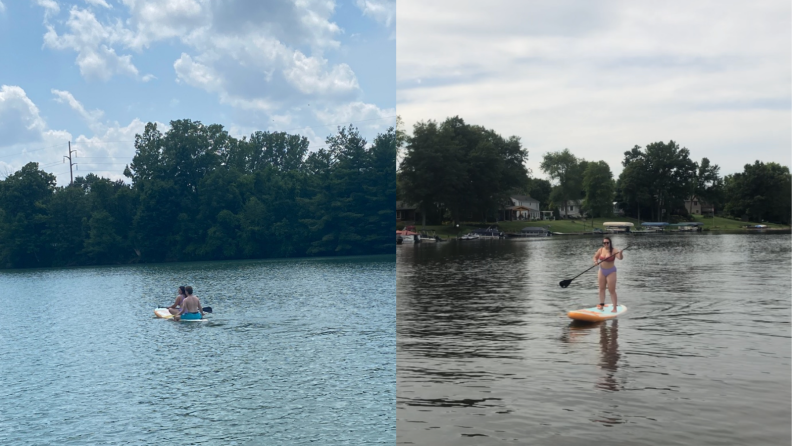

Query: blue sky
[397,0,791,179]
[0,0,395,185]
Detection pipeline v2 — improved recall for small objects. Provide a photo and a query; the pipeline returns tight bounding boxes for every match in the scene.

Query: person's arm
[198,298,205,316]
[168,295,180,310]
[616,249,624,260]
[593,248,601,265]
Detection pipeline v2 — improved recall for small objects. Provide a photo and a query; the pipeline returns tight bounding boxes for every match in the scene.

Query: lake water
[397,234,791,445]
[0,255,395,445]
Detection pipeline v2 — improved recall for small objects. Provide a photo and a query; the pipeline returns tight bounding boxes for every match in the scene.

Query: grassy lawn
[400,215,789,237]
[689,215,789,230]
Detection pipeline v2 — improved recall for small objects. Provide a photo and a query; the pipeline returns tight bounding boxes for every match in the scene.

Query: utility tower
[63,141,77,185]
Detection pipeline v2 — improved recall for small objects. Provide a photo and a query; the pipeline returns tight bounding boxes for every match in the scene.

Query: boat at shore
[507,226,551,237]
[603,222,635,233]
[471,226,505,238]
[669,222,704,232]
[634,222,668,233]
[396,230,421,243]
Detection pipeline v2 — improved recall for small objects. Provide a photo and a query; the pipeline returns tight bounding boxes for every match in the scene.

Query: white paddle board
[568,304,627,322]
[154,308,174,319]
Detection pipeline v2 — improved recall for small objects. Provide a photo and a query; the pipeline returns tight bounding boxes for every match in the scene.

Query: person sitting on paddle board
[174,286,205,321]
[167,286,187,315]
[593,237,624,313]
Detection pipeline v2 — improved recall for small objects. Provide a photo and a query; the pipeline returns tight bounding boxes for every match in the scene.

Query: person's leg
[597,270,606,309]
[606,272,618,312]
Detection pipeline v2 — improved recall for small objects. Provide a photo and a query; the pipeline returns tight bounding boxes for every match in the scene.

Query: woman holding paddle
[593,237,624,312]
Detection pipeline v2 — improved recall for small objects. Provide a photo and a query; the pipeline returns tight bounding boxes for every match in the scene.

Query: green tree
[617,147,653,220]
[582,161,615,217]
[724,161,791,224]
[83,210,124,264]
[398,119,463,225]
[527,178,552,210]
[690,157,723,214]
[44,185,91,266]
[617,141,696,221]
[541,149,583,217]
[1,119,396,269]
[399,116,528,225]
[0,163,57,267]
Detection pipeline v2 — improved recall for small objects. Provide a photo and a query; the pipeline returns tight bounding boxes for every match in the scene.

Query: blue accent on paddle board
[582,305,626,313]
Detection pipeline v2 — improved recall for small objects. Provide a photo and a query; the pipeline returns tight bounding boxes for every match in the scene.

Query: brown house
[397,201,420,223]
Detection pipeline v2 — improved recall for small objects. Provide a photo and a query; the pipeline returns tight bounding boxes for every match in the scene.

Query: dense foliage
[398,116,529,224]
[723,161,791,224]
[0,120,396,268]
[616,141,697,221]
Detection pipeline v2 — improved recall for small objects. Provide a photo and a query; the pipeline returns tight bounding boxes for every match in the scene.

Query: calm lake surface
[397,234,791,446]
[0,255,395,445]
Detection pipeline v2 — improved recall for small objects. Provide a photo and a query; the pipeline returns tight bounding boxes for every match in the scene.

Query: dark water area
[397,234,791,445]
[0,255,395,445]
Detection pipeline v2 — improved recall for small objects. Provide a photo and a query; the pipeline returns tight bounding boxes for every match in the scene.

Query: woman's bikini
[599,250,617,277]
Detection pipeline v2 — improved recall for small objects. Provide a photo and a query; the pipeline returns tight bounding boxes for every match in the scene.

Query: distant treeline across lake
[0,120,395,268]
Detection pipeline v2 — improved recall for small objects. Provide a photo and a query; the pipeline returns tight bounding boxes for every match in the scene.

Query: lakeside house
[500,195,541,221]
[397,201,420,223]
[685,196,714,215]
[558,199,585,218]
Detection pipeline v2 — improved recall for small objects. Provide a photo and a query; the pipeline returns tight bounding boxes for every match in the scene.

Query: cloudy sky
[0,0,395,185]
[397,0,791,180]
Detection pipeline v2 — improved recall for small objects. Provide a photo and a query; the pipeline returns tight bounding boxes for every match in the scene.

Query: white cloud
[284,52,358,96]
[0,2,6,14]
[356,0,395,28]
[34,0,60,18]
[0,86,72,182]
[42,7,147,82]
[85,0,112,8]
[121,0,210,49]
[0,85,48,146]
[397,0,791,177]
[313,101,396,133]
[0,86,161,185]
[41,1,362,110]
[69,117,151,183]
[51,89,105,132]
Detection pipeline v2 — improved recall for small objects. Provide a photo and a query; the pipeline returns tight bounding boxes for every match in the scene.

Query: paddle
[559,245,630,288]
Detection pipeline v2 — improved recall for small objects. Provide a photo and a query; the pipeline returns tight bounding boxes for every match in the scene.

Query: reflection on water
[398,235,791,445]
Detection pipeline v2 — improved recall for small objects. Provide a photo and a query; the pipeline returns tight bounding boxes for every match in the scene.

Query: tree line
[398,116,529,225]
[0,120,396,268]
[398,116,791,225]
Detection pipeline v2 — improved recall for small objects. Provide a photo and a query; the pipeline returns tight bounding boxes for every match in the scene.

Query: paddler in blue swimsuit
[167,286,187,315]
[174,286,205,321]
[593,237,624,313]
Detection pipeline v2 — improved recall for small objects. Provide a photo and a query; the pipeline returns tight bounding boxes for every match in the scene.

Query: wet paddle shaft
[559,245,630,288]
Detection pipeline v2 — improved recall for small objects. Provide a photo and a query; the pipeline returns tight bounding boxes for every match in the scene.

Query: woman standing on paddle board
[167,286,187,315]
[593,237,624,313]
[174,286,205,321]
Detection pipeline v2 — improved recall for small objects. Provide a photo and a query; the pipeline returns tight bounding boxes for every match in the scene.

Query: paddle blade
[202,306,213,313]
[559,279,572,288]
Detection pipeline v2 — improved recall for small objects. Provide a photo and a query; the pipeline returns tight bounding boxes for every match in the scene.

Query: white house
[558,199,585,218]
[501,195,541,220]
